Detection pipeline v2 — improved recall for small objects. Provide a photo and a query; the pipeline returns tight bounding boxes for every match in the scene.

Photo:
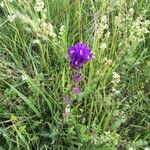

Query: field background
[0,0,150,149]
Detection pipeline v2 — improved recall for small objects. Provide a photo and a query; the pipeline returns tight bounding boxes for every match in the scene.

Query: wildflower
[39,21,56,38]
[111,72,121,96]
[100,43,107,49]
[0,1,4,8]
[129,147,135,150]
[112,72,121,84]
[104,131,111,136]
[145,147,150,150]
[113,72,120,79]
[129,16,150,43]
[21,74,27,81]
[8,14,16,22]
[64,96,71,105]
[72,86,81,94]
[68,42,94,70]
[93,137,98,145]
[105,31,111,38]
[63,106,70,118]
[101,15,108,23]
[96,15,108,37]
[115,16,122,26]
[34,0,44,12]
[32,39,40,45]
[104,58,112,66]
[129,8,134,14]
[72,74,81,82]
[112,87,120,95]
[59,25,65,36]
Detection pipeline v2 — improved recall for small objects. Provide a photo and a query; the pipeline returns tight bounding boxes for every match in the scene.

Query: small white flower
[34,0,44,12]
[112,87,120,95]
[8,14,16,22]
[39,21,56,38]
[21,75,27,81]
[112,72,121,84]
[105,59,112,65]
[129,147,134,150]
[50,32,56,38]
[65,107,70,114]
[0,1,4,8]
[60,25,65,32]
[93,137,98,145]
[129,8,134,14]
[59,25,65,36]
[32,39,40,45]
[63,106,70,118]
[113,72,120,79]
[104,131,111,136]
[41,13,47,20]
[129,147,136,150]
[100,43,107,49]
[101,15,107,23]
[145,147,150,150]
[103,57,108,62]
[105,31,110,38]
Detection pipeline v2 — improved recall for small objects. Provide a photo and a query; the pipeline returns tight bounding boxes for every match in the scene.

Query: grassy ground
[0,0,150,149]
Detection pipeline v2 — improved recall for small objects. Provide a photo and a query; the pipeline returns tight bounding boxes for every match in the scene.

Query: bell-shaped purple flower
[68,42,94,70]
[64,96,71,105]
[72,74,82,82]
[72,86,81,94]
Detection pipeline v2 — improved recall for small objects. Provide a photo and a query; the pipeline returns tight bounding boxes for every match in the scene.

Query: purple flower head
[72,86,81,94]
[68,42,94,70]
[72,74,82,82]
[64,96,71,105]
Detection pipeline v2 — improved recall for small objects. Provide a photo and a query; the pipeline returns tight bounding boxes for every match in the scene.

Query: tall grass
[0,0,150,149]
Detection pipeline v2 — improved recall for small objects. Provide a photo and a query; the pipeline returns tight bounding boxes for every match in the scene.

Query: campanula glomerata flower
[64,96,71,105]
[72,74,81,82]
[72,86,81,94]
[68,42,94,70]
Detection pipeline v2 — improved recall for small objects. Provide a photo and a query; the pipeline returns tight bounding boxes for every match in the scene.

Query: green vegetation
[0,0,149,149]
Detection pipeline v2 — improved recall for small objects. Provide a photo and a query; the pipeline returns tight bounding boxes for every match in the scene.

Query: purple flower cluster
[63,42,94,121]
[68,42,93,70]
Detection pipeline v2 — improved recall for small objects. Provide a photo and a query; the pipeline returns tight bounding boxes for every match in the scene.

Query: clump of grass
[0,0,150,149]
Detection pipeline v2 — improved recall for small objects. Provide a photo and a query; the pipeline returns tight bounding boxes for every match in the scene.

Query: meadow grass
[0,0,150,149]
